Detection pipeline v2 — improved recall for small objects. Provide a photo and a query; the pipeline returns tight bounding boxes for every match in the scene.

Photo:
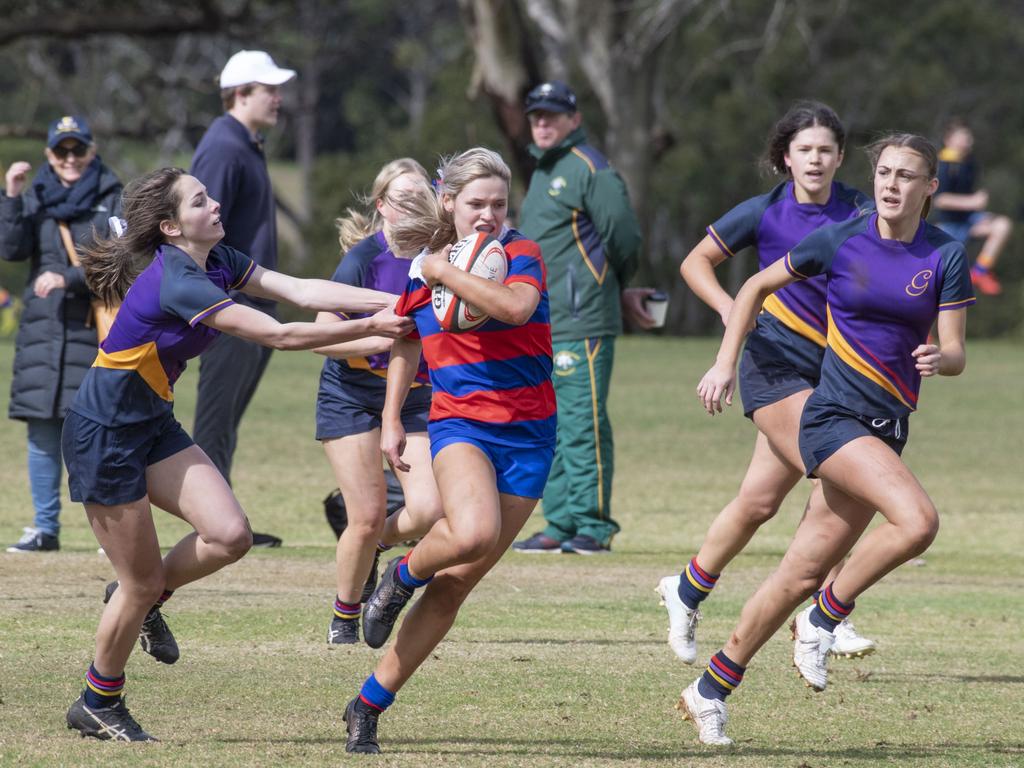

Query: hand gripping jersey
[707,181,871,350]
[785,213,975,418]
[394,228,555,447]
[71,244,255,426]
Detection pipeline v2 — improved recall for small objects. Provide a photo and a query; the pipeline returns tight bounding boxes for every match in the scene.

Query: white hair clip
[108,216,127,238]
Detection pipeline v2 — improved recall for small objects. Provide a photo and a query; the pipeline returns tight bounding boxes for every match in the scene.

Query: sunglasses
[52,143,90,159]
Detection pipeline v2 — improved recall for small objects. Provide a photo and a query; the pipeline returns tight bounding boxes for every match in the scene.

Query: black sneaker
[328,616,360,645]
[560,534,611,555]
[104,581,180,665]
[6,527,59,553]
[343,697,381,754]
[360,548,383,603]
[362,556,414,649]
[66,693,158,742]
[511,531,563,554]
[251,532,283,548]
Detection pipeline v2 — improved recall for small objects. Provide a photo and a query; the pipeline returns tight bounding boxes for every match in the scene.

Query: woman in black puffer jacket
[1,115,122,552]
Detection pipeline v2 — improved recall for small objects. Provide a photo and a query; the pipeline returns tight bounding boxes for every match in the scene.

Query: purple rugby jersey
[708,181,871,347]
[70,243,255,426]
[321,230,428,393]
[785,213,975,418]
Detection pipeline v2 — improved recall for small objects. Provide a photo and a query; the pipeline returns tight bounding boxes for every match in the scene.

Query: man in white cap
[189,50,296,547]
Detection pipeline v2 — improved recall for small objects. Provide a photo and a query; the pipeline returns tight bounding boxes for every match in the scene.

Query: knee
[733,491,782,527]
[993,215,1013,237]
[343,512,385,544]
[451,527,500,563]
[120,574,166,607]
[777,555,831,600]
[900,503,939,556]
[207,522,252,562]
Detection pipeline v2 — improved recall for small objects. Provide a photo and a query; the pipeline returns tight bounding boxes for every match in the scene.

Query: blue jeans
[27,418,63,536]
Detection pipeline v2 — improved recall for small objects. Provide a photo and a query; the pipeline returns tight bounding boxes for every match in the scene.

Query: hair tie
[108,216,127,238]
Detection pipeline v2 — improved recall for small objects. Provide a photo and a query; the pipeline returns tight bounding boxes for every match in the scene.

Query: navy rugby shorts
[799,392,909,478]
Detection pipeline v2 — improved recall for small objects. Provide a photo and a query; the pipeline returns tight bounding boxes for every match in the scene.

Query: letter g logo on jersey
[904,269,933,297]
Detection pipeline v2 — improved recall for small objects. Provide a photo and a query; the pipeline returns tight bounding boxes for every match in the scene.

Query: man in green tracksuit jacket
[512,80,652,555]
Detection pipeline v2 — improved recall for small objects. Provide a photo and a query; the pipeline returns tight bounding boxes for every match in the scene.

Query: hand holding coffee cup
[645,290,669,328]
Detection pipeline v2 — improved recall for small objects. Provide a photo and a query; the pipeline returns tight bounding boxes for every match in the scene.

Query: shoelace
[15,528,37,545]
[698,700,728,737]
[352,706,379,746]
[141,609,170,643]
[684,609,702,641]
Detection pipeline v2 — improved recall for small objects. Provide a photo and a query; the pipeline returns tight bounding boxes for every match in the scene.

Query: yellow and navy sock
[358,673,396,712]
[697,650,745,702]
[83,664,125,709]
[377,542,393,553]
[677,557,719,610]
[155,589,173,607]
[809,583,853,632]
[334,597,361,621]
[396,553,432,589]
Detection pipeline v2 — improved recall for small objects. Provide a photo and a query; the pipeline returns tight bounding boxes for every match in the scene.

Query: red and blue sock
[677,558,720,610]
[83,664,125,709]
[396,553,432,589]
[334,597,361,621]
[358,673,396,712]
[697,650,745,702]
[809,583,854,632]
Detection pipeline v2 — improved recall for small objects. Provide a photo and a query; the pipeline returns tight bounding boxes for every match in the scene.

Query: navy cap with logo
[525,81,578,115]
[47,116,93,149]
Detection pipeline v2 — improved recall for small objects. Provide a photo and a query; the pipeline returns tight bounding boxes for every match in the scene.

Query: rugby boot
[362,557,415,649]
[343,697,381,753]
[677,679,733,746]
[656,574,701,664]
[66,694,158,742]
[104,581,180,665]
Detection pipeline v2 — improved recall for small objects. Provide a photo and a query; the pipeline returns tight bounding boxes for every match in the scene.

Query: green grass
[0,336,1022,767]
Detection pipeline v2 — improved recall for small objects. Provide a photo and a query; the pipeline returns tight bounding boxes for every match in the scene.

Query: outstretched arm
[311,312,394,359]
[241,265,396,314]
[201,302,412,350]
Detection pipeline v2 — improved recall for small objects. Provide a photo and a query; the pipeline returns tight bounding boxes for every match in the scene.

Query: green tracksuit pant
[542,336,619,545]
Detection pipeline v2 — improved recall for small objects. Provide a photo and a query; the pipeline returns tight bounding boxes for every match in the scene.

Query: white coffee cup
[645,290,669,328]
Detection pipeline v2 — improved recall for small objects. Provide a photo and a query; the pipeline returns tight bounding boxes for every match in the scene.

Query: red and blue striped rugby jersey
[394,228,556,446]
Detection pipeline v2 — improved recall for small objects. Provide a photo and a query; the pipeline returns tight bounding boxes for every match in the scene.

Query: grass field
[0,335,1022,767]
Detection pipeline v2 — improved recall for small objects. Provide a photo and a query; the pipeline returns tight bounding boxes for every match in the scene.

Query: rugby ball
[432,232,508,332]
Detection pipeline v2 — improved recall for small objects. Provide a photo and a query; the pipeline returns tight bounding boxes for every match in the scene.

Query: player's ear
[441,193,455,214]
[159,217,181,238]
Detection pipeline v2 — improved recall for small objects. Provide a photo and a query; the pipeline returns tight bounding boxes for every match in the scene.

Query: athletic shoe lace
[351,704,379,748]
[699,698,728,739]
[684,608,702,642]
[141,608,171,645]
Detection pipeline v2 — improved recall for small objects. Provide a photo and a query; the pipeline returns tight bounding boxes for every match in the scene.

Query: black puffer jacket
[0,165,122,420]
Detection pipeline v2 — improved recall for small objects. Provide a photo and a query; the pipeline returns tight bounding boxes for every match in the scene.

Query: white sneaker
[831,618,876,658]
[677,679,733,746]
[791,605,834,691]
[655,574,700,664]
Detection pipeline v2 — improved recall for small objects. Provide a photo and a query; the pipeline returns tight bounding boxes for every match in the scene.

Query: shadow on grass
[863,672,1024,685]
[213,734,1023,761]
[452,638,666,647]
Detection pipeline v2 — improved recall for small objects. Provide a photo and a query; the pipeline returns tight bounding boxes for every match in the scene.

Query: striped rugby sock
[809,583,854,632]
[396,553,432,589]
[677,557,720,610]
[155,589,173,607]
[697,650,745,701]
[377,542,393,553]
[359,673,396,712]
[83,664,125,709]
[334,597,361,621]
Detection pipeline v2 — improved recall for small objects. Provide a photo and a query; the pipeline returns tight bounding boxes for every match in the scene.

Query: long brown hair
[389,148,511,255]
[335,158,430,254]
[866,133,938,218]
[82,167,187,307]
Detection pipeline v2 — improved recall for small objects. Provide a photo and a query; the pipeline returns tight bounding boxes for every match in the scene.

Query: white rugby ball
[432,232,508,332]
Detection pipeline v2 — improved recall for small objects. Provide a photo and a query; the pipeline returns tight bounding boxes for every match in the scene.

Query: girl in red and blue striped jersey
[342,148,555,754]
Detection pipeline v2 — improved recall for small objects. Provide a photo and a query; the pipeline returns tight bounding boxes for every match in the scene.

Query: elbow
[265,325,298,351]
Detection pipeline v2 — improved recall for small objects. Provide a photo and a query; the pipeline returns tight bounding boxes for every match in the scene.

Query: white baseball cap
[219,50,296,89]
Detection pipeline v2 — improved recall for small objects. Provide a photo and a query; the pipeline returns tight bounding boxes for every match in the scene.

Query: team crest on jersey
[553,349,580,376]
[905,269,933,297]
[548,177,567,197]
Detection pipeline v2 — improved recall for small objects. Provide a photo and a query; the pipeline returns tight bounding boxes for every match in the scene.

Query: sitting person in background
[933,119,1013,296]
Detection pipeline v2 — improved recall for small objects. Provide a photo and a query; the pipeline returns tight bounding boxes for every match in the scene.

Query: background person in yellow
[512,81,652,555]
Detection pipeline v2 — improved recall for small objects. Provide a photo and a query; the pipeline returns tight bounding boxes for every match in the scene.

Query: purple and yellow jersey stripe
[786,214,975,418]
[69,244,255,427]
[708,181,871,348]
[394,229,555,446]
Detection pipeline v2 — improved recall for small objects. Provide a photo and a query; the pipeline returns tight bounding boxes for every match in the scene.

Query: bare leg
[722,481,875,665]
[145,445,253,591]
[86,498,165,677]
[816,437,938,603]
[381,433,444,545]
[970,214,1013,269]
[374,492,537,692]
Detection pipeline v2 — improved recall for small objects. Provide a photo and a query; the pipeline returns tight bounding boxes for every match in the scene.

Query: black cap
[47,116,92,149]
[525,81,578,115]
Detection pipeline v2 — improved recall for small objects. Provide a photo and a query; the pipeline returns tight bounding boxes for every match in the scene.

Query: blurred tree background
[1,0,1021,336]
